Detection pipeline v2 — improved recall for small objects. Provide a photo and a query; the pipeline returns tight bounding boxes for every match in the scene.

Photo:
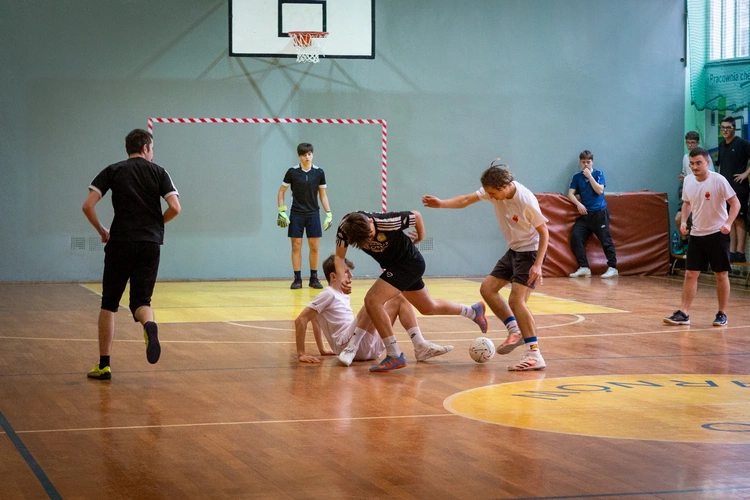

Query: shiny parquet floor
[1,275,749,499]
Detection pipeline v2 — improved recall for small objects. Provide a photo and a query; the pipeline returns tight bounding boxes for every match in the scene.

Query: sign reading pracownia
[443,375,750,443]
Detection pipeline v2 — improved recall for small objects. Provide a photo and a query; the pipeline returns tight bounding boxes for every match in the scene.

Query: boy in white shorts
[422,161,550,371]
[295,255,453,365]
[664,147,739,327]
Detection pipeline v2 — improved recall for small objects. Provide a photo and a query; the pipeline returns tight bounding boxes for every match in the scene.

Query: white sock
[345,327,369,350]
[407,327,428,349]
[505,319,519,333]
[460,304,474,319]
[383,336,402,357]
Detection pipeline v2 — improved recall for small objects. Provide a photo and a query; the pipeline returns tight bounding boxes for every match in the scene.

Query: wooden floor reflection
[1,276,749,499]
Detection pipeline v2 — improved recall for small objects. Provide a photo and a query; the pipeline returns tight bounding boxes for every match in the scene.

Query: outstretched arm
[422,192,481,209]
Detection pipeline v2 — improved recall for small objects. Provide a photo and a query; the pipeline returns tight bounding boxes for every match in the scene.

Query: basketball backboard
[229,0,375,59]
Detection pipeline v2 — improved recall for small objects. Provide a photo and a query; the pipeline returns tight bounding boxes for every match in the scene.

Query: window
[709,0,750,60]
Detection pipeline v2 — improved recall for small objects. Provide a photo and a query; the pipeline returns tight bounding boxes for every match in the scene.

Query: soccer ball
[469,337,496,363]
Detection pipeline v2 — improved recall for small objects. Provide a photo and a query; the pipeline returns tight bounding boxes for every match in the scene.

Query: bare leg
[736,219,747,254]
[98,309,115,356]
[508,282,535,340]
[133,305,155,326]
[716,271,730,312]
[479,275,513,321]
[291,238,303,272]
[364,279,404,340]
[679,270,700,313]
[308,237,320,272]
[401,287,462,316]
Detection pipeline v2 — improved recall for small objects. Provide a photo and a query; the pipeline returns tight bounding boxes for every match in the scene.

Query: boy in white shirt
[294,255,453,365]
[664,148,739,327]
[422,161,549,371]
[674,131,715,253]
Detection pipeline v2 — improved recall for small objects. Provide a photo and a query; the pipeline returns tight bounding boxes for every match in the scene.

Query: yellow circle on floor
[444,374,750,443]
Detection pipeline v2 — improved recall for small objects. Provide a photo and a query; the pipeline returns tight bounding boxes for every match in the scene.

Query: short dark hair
[322,254,355,283]
[480,164,514,190]
[579,150,594,161]
[125,129,153,155]
[297,143,314,155]
[685,131,700,142]
[689,147,710,160]
[339,213,372,249]
[721,116,736,127]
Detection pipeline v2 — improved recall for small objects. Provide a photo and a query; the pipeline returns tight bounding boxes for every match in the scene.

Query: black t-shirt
[282,165,326,215]
[336,211,421,269]
[89,157,179,244]
[718,136,750,194]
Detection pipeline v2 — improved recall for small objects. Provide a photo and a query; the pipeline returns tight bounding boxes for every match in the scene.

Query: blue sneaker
[369,352,407,372]
[471,302,488,333]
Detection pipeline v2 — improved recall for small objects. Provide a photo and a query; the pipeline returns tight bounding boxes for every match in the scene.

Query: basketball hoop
[288,31,329,63]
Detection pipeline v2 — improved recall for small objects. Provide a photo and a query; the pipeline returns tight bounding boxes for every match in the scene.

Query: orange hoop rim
[288,31,329,38]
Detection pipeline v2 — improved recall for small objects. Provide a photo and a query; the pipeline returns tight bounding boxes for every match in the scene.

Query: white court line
[6,413,456,435]
[225,313,586,332]
[2,317,749,344]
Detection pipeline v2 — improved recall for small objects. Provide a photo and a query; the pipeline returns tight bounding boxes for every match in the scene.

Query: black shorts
[490,249,539,289]
[379,255,426,292]
[101,241,161,320]
[685,232,730,273]
[288,212,322,238]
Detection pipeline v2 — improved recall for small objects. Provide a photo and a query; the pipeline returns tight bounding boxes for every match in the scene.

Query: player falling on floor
[334,210,488,372]
[422,161,549,371]
[294,255,453,365]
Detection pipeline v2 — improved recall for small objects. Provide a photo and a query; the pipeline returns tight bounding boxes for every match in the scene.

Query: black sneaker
[290,279,303,289]
[713,311,727,326]
[730,252,739,262]
[663,310,690,325]
[144,321,161,364]
[737,253,746,263]
[309,278,323,289]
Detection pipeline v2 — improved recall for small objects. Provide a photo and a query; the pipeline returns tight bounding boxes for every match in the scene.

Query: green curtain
[688,0,750,111]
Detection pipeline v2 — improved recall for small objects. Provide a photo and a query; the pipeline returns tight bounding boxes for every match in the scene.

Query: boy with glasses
[674,131,714,253]
[717,116,750,262]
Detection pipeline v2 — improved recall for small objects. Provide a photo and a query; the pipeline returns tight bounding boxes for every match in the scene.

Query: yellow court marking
[80,278,625,324]
[444,374,750,443]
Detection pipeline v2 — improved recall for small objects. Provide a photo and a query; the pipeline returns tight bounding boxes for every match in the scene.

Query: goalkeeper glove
[277,206,290,228]
[323,211,333,231]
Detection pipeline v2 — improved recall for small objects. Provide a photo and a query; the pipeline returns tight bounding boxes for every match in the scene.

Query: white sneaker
[414,342,454,362]
[569,267,591,278]
[508,351,546,371]
[601,267,618,279]
[338,343,358,366]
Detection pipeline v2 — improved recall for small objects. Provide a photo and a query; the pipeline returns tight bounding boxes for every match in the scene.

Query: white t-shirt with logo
[477,181,548,252]
[682,171,736,236]
[306,287,384,360]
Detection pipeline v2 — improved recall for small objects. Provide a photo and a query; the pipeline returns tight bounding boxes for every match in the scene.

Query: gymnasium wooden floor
[1,275,749,499]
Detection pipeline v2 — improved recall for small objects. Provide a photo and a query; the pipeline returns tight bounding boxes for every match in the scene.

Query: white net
[289,32,328,63]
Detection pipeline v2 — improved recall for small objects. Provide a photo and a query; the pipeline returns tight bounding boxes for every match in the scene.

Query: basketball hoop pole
[147,117,388,212]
